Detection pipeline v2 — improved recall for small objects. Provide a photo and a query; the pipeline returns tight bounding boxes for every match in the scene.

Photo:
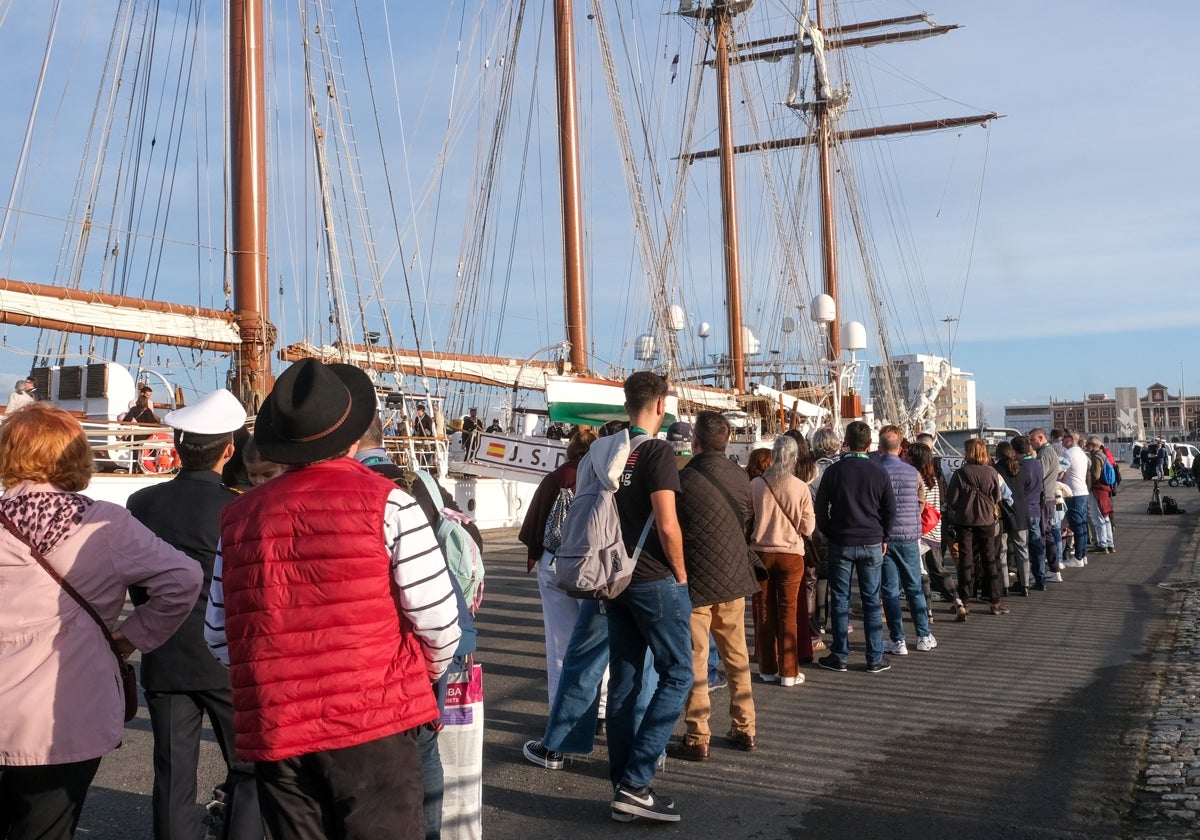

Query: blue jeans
[605,577,693,789]
[1065,495,1089,559]
[826,543,884,665]
[417,725,442,840]
[542,600,655,755]
[881,539,929,641]
[1088,493,1114,549]
[1027,515,1046,585]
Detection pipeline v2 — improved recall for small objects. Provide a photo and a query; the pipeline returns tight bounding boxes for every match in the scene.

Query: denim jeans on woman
[605,577,693,790]
[1027,515,1046,586]
[826,543,884,665]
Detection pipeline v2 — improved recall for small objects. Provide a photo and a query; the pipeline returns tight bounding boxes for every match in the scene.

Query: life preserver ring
[141,432,180,474]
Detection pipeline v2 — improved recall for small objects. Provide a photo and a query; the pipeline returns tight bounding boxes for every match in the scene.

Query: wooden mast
[229,0,273,409]
[553,0,588,375]
[714,1,746,393]
[815,0,840,359]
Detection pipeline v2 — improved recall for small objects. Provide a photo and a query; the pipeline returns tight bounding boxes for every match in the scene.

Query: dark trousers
[254,728,425,840]
[957,524,1003,605]
[146,688,262,840]
[0,757,101,840]
[416,726,442,840]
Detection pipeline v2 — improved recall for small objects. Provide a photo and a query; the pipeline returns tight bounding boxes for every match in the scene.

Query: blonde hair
[0,403,94,491]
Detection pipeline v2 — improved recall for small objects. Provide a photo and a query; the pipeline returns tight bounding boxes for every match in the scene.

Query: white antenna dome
[781,315,796,334]
[843,320,867,352]
[742,326,761,356]
[668,305,686,332]
[697,321,711,339]
[811,294,836,324]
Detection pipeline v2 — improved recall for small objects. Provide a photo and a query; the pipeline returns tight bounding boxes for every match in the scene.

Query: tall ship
[0,1,997,515]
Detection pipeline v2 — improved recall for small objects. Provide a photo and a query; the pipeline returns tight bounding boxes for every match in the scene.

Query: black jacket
[127,470,234,692]
[677,451,759,608]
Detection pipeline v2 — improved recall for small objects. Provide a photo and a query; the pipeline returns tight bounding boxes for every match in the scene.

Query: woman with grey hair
[749,435,816,686]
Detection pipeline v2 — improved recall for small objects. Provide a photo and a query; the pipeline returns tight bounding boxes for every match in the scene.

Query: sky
[0,1,1197,423]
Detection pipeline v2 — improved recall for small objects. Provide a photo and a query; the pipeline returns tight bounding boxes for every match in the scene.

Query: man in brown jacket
[667,411,759,761]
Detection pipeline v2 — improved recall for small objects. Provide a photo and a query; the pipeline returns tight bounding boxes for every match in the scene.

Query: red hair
[0,403,94,491]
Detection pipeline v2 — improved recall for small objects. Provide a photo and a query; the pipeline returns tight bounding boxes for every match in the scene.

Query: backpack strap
[624,433,655,561]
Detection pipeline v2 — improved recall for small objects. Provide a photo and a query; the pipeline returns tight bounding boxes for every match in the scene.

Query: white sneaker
[758,672,779,683]
[1081,556,1088,566]
[780,674,805,687]
[916,634,937,652]
[1048,571,1064,582]
[883,639,909,656]
[1063,558,1086,568]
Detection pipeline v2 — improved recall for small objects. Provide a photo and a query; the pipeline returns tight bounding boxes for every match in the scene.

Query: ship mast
[229,0,274,409]
[714,1,747,392]
[554,0,588,375]
[814,0,840,358]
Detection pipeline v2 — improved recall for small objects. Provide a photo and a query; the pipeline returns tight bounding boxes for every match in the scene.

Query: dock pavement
[75,475,1200,838]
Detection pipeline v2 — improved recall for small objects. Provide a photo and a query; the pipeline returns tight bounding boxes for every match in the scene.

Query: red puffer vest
[220,458,438,762]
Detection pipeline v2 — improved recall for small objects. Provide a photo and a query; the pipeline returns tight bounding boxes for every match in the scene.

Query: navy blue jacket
[814,454,895,546]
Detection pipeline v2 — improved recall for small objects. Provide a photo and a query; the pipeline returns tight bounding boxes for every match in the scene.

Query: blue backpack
[1101,457,1116,487]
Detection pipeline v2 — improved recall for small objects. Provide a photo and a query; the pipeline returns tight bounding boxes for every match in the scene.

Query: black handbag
[0,511,138,721]
[998,498,1020,535]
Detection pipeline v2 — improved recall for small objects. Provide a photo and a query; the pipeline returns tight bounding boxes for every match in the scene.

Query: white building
[869,353,977,431]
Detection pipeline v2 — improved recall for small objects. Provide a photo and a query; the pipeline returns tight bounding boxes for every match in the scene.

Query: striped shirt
[204,487,461,680]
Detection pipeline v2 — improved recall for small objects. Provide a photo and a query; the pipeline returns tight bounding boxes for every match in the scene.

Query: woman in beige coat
[750,435,816,687]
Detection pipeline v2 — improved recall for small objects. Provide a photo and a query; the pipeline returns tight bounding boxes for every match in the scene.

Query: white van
[1172,443,1198,471]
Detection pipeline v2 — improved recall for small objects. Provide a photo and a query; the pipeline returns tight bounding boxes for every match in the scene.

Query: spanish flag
[486,442,506,458]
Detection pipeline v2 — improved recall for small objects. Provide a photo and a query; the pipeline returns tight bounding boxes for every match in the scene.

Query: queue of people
[516,404,1123,824]
[0,360,1125,837]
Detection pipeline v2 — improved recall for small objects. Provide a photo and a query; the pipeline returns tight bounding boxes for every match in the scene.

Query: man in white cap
[205,359,460,839]
[125,389,263,840]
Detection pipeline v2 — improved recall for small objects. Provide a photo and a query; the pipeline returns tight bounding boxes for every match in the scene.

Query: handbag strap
[0,510,124,661]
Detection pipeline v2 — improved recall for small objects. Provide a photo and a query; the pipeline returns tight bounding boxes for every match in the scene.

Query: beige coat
[0,483,201,765]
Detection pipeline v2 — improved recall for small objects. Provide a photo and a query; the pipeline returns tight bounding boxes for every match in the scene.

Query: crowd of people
[0,355,1127,835]
[516,392,1125,823]
[0,359,480,840]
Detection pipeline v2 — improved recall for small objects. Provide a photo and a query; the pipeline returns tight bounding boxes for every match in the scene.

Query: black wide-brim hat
[254,359,377,464]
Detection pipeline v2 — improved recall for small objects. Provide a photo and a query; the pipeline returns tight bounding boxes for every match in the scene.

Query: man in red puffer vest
[205,359,461,839]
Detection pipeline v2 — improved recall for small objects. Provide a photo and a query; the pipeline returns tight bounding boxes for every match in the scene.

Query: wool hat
[666,421,693,442]
[164,389,246,441]
[253,359,377,464]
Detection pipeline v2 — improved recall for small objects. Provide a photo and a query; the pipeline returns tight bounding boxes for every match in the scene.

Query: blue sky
[0,1,1197,423]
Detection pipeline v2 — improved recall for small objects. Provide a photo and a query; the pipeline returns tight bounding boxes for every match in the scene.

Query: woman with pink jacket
[750,435,816,687]
[0,403,201,838]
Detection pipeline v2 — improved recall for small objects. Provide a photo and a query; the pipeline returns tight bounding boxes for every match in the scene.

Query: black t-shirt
[615,437,681,583]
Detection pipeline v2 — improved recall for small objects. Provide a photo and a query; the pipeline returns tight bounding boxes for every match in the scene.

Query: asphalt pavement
[75,474,1199,839]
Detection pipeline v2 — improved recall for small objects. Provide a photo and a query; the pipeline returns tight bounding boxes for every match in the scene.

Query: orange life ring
[141,432,179,474]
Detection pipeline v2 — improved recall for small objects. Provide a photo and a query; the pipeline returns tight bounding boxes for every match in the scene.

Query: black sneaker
[817,654,847,672]
[523,740,564,770]
[866,658,891,674]
[611,784,680,822]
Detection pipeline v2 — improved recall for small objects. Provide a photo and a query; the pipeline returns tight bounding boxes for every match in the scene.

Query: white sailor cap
[164,389,247,437]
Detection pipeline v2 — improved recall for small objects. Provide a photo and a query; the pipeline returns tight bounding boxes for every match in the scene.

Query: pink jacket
[0,483,201,766]
[750,474,816,554]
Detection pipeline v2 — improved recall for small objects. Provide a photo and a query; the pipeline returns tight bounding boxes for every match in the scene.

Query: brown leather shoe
[725,729,757,752]
[666,739,709,762]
